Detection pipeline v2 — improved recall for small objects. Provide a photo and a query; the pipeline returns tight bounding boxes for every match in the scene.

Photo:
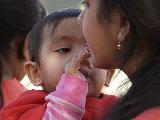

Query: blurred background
[40,0,81,13]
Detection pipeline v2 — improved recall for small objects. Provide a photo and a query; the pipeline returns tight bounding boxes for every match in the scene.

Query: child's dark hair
[0,0,46,62]
[28,8,81,64]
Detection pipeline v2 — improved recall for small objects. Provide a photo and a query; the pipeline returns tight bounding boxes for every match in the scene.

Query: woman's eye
[82,1,89,8]
[56,48,71,54]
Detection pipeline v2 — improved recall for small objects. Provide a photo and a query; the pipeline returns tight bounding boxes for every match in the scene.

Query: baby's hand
[65,47,89,78]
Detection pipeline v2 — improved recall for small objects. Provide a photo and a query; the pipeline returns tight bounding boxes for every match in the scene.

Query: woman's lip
[86,45,92,56]
[85,46,91,58]
[79,69,90,79]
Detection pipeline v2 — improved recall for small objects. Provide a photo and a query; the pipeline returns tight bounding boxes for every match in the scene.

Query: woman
[0,0,46,108]
[79,0,160,119]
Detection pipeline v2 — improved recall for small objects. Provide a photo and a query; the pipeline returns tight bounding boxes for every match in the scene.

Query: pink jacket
[43,74,88,120]
[0,74,88,120]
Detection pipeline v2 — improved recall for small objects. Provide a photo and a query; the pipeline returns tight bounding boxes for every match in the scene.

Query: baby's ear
[24,61,42,86]
[105,69,115,87]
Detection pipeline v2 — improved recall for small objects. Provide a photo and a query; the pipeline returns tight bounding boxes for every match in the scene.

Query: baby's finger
[76,48,89,67]
[65,48,89,75]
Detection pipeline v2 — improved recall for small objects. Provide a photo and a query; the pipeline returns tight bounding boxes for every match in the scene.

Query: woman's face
[79,0,121,69]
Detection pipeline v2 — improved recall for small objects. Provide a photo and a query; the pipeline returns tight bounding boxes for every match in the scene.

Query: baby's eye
[55,48,71,54]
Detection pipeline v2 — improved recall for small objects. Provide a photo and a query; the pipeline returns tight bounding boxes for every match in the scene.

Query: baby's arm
[43,74,87,120]
[43,48,89,120]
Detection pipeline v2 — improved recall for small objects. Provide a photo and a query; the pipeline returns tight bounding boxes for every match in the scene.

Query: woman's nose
[81,58,92,69]
[78,9,86,26]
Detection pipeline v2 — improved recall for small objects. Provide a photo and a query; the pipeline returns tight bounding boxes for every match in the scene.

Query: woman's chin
[91,57,105,69]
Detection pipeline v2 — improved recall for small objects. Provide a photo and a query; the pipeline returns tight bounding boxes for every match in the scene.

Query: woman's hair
[0,0,46,62]
[98,0,160,119]
[28,8,81,64]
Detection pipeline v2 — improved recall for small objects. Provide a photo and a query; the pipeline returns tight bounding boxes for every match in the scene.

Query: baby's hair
[28,8,81,64]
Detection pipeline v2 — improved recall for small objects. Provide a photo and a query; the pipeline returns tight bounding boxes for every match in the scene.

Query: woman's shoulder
[133,107,160,120]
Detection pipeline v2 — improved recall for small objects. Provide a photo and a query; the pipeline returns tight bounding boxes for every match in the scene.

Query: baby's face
[39,17,106,97]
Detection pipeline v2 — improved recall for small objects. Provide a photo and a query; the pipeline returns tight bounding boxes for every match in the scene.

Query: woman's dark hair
[28,8,81,64]
[99,0,160,119]
[0,0,46,62]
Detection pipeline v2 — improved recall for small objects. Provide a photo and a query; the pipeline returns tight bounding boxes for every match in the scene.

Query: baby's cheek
[43,71,60,92]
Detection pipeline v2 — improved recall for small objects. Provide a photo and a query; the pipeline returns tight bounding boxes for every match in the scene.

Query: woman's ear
[105,69,115,87]
[119,9,130,43]
[24,61,42,86]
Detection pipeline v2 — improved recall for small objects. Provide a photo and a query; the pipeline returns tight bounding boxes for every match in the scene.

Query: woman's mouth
[79,69,90,79]
[86,44,91,57]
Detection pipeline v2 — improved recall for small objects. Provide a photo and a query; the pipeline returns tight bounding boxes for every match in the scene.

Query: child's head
[25,8,113,97]
[0,0,46,80]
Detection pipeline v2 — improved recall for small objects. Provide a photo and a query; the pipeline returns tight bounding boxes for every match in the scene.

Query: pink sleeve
[43,74,88,120]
